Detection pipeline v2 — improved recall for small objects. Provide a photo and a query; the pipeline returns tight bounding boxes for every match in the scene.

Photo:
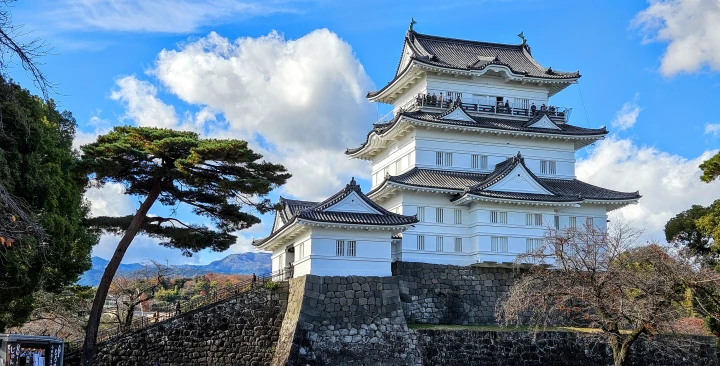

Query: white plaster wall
[373,191,609,267]
[371,132,416,188]
[413,128,577,179]
[305,227,394,276]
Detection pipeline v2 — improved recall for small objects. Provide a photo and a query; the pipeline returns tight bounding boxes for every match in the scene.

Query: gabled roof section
[369,167,641,207]
[368,30,581,100]
[254,178,419,248]
[524,113,562,130]
[438,104,475,122]
[346,110,607,158]
[470,153,555,195]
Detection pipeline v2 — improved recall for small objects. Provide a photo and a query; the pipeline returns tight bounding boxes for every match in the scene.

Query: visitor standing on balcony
[540,103,547,112]
[431,93,437,106]
[504,100,510,114]
[531,103,537,115]
[438,93,443,107]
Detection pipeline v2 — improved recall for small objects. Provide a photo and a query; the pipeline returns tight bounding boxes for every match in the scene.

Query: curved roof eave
[367,59,580,103]
[346,114,606,159]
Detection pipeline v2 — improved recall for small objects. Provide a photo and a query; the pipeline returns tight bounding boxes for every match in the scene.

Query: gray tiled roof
[372,164,640,203]
[370,30,580,99]
[408,31,580,79]
[346,109,607,155]
[254,179,418,247]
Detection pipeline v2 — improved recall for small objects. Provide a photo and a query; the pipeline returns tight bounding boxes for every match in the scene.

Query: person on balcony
[549,105,556,115]
[504,100,510,114]
[438,93,444,107]
[540,104,547,112]
[416,93,423,106]
[431,93,437,106]
[531,103,537,115]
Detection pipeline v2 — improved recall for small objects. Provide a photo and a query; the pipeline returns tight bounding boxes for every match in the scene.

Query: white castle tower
[255,24,640,276]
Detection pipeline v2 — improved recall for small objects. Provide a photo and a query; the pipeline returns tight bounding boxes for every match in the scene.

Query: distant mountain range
[79,252,271,287]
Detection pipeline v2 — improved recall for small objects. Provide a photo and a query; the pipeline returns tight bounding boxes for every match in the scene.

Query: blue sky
[7,0,720,264]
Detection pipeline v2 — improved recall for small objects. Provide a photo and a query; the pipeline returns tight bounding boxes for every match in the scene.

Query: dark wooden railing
[412,93,571,122]
[65,269,290,352]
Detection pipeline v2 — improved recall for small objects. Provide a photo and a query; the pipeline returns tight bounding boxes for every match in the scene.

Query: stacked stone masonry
[272,275,420,366]
[393,261,516,325]
[67,285,288,366]
[65,263,720,366]
[417,329,718,366]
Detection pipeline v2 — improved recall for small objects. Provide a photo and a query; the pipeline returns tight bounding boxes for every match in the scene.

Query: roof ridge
[411,30,523,50]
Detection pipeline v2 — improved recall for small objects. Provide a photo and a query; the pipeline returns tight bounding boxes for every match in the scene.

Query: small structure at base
[0,334,64,366]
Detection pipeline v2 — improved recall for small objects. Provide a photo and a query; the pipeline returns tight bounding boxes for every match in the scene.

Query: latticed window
[526,238,543,252]
[491,236,508,252]
[436,152,453,166]
[526,213,542,226]
[454,209,462,224]
[436,236,444,251]
[336,240,345,256]
[436,208,444,223]
[471,155,488,169]
[347,241,356,257]
[569,216,577,229]
[454,237,462,252]
[541,160,557,175]
[417,235,425,250]
[491,211,507,224]
[554,215,560,230]
[417,207,425,222]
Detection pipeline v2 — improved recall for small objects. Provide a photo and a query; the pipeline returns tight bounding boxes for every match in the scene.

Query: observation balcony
[397,93,572,124]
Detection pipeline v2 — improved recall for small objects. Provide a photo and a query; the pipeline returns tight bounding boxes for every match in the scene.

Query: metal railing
[413,93,572,123]
[66,269,290,351]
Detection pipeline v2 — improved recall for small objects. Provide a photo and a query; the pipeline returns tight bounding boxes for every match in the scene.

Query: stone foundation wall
[272,275,420,366]
[393,262,516,325]
[416,328,719,366]
[67,285,289,366]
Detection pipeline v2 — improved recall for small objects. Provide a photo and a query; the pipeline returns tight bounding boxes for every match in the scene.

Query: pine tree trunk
[80,182,162,366]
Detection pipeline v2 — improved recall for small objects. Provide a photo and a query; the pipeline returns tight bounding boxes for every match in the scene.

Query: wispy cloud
[43,0,303,33]
[705,123,720,136]
[611,94,641,131]
[633,0,720,76]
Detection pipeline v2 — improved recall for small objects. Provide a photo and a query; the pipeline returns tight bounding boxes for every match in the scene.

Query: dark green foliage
[665,204,713,255]
[80,126,291,255]
[700,153,720,183]
[0,78,97,331]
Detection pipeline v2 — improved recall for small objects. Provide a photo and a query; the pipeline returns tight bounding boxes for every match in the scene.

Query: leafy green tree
[78,126,290,365]
[0,78,97,332]
[700,153,720,183]
[665,204,713,255]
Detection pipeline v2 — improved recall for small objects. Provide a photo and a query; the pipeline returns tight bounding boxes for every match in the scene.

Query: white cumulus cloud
[45,0,299,33]
[611,96,642,131]
[85,182,135,217]
[152,29,374,200]
[705,123,720,136]
[577,136,719,243]
[634,0,720,76]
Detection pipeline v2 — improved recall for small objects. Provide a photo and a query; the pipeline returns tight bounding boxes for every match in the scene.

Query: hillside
[79,252,271,286]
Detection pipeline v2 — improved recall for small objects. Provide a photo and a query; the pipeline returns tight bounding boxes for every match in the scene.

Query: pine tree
[79,126,290,365]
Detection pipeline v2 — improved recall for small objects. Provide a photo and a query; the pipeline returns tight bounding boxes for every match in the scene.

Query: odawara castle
[253,24,641,278]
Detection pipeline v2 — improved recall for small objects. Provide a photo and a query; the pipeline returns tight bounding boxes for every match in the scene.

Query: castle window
[336,240,345,256]
[491,236,508,252]
[454,209,462,224]
[436,208,444,223]
[417,207,425,222]
[526,213,542,226]
[436,236,444,251]
[569,216,577,229]
[347,241,357,257]
[417,235,425,251]
[436,152,453,166]
[491,211,507,224]
[554,215,560,230]
[296,242,304,259]
[526,238,543,252]
[471,155,488,170]
[541,160,557,175]
[454,237,463,252]
[586,217,594,229]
